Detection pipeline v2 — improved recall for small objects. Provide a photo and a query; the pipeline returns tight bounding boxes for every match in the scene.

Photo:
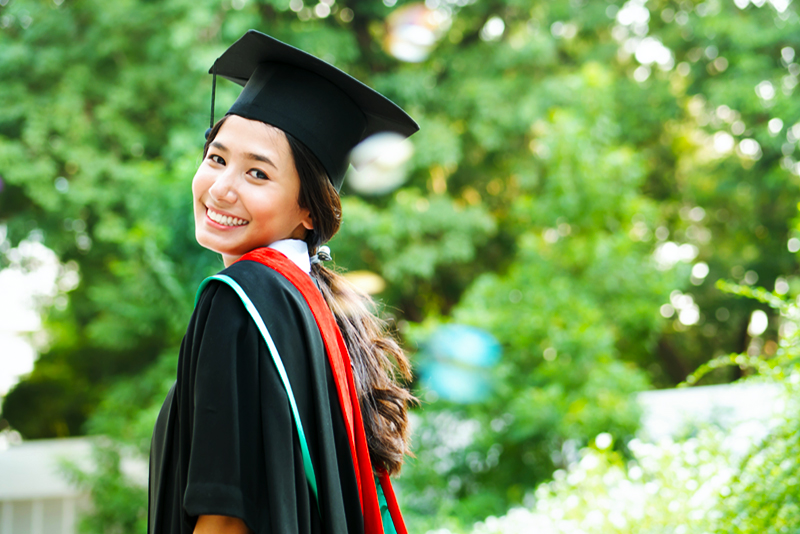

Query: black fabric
[210,30,419,190]
[228,63,366,186]
[148,260,364,534]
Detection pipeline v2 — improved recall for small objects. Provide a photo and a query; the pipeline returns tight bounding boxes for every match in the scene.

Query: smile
[207,207,249,227]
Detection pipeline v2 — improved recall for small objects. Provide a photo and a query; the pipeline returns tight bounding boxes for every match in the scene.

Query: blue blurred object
[418,324,501,403]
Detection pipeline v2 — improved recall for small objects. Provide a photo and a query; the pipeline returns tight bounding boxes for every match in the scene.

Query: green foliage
[3,0,800,530]
[686,280,795,385]
[468,278,800,534]
[397,32,676,527]
[61,350,178,534]
[470,430,733,534]
[333,191,496,317]
[683,280,800,533]
[1,0,219,436]
[719,405,800,534]
[63,443,149,534]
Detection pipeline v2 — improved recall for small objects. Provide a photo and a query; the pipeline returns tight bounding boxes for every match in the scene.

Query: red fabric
[238,248,405,534]
[378,470,408,534]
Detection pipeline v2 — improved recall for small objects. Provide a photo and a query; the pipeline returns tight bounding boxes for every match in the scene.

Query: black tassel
[206,61,217,140]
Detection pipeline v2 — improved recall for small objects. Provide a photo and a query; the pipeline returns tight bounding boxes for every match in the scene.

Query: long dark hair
[204,115,415,475]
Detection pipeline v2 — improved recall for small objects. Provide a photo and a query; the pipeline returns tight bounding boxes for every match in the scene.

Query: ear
[289,209,314,241]
[300,209,314,231]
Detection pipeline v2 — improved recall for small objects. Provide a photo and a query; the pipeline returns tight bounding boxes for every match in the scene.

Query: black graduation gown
[147,259,364,534]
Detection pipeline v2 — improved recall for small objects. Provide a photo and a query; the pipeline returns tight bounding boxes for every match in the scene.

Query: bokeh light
[755,80,776,101]
[713,131,734,154]
[654,241,699,270]
[775,277,790,295]
[747,310,768,337]
[594,432,613,450]
[690,262,710,286]
[480,16,505,41]
[768,118,784,135]
[668,290,702,327]
[347,132,414,195]
[417,324,501,404]
[342,270,386,295]
[383,3,450,63]
[634,37,673,69]
[738,139,762,160]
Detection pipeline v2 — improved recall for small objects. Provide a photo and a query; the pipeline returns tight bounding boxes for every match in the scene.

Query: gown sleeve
[180,280,266,530]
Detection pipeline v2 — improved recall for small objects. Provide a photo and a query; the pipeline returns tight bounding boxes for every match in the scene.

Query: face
[192,115,313,266]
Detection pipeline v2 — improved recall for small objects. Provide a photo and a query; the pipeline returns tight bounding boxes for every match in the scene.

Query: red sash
[238,248,407,534]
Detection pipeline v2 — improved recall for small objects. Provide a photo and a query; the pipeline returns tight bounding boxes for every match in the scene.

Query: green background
[2,0,800,531]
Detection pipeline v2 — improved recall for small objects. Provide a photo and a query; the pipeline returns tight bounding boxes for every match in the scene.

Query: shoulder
[221,258,299,297]
[183,261,313,377]
[195,259,317,330]
[195,260,293,305]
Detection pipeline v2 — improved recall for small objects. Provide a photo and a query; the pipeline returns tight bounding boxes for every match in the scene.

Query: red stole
[238,248,407,534]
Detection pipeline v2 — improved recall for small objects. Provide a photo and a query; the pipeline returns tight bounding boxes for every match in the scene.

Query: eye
[208,154,225,165]
[249,169,269,180]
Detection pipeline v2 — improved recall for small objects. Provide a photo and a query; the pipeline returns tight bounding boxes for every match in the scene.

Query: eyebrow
[210,141,278,170]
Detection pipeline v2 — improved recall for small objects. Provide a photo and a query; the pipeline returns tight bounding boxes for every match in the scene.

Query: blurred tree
[0,0,219,437]
[2,0,800,530]
[639,0,800,385]
[468,280,800,534]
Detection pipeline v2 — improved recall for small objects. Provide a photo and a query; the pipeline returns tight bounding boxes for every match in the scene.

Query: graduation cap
[207,30,419,191]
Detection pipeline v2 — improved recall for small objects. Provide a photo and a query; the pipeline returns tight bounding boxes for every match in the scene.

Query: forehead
[215,115,293,161]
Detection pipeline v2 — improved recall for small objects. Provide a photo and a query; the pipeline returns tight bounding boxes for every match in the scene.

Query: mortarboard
[207,30,419,191]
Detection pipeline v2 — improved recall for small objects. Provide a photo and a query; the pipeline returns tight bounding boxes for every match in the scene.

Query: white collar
[267,239,311,274]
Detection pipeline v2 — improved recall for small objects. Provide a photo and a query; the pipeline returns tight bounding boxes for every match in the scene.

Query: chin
[195,230,223,255]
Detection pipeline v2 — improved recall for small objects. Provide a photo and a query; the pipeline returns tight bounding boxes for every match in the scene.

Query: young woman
[148,31,418,534]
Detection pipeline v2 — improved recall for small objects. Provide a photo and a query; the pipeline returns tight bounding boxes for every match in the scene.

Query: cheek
[191,170,208,206]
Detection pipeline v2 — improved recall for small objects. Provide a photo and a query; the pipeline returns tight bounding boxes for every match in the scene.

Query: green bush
[467,281,800,534]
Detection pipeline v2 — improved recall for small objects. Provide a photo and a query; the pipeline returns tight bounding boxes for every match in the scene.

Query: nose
[208,167,238,204]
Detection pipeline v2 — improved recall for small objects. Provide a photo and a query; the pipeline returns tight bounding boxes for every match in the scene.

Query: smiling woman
[147,31,419,534]
[192,117,312,266]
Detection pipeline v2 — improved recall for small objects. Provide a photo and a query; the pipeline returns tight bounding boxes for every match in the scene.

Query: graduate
[147,30,418,534]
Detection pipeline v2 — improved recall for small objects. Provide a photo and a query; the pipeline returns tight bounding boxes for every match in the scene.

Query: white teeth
[207,208,248,227]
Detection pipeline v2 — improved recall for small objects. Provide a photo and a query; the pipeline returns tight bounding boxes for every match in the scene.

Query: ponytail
[311,263,415,474]
[286,131,416,475]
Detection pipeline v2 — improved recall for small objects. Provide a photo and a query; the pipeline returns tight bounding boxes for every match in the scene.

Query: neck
[224,239,311,273]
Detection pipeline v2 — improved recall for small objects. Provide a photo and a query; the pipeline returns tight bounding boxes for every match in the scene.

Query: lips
[207,207,249,227]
